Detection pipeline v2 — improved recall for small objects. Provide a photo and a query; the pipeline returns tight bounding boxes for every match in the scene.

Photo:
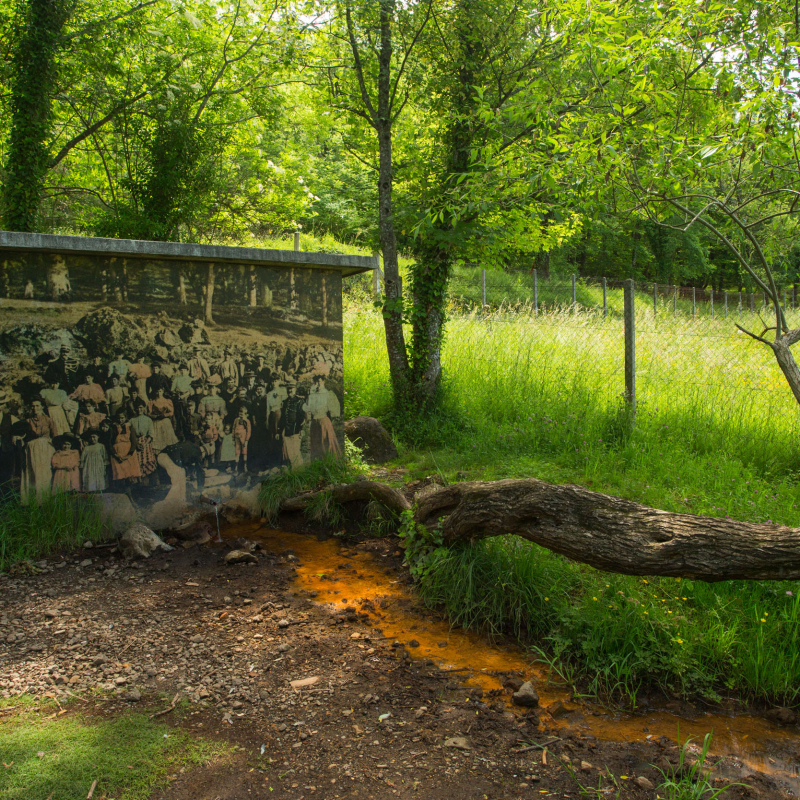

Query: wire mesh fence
[345,265,800,471]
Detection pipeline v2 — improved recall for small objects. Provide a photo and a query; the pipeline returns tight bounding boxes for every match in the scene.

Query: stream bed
[238,523,800,792]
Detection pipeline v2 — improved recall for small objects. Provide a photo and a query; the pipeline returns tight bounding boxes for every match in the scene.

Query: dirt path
[0,523,792,800]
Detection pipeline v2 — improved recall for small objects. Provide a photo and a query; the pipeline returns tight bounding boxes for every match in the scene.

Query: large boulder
[0,324,81,359]
[74,308,149,358]
[119,523,173,559]
[344,416,398,463]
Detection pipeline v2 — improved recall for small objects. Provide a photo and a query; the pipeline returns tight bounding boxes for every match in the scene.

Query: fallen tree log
[415,479,800,582]
[280,480,412,517]
[281,477,800,581]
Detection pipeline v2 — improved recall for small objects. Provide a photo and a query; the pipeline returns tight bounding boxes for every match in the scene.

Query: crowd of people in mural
[0,339,343,501]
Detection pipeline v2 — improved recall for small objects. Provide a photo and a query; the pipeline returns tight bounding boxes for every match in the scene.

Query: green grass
[656,733,741,800]
[417,536,800,703]
[0,700,222,800]
[343,297,800,704]
[0,491,106,572]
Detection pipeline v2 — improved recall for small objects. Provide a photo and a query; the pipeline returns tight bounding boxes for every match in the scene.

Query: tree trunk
[289,268,297,310]
[177,268,187,305]
[415,479,800,581]
[409,248,448,402]
[248,266,258,307]
[374,0,410,395]
[1,0,70,232]
[281,477,800,581]
[204,263,215,324]
[281,480,411,517]
[322,275,328,326]
[47,254,70,300]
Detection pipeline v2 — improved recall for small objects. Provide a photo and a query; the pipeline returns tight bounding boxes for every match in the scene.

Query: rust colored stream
[235,524,800,790]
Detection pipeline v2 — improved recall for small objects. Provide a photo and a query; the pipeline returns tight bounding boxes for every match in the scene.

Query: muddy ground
[0,518,793,800]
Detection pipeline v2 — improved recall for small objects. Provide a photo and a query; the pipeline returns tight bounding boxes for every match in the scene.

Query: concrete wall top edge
[0,231,378,277]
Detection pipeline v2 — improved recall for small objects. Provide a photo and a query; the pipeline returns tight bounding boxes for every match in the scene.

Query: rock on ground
[119,524,172,559]
[344,416,398,463]
[512,681,539,707]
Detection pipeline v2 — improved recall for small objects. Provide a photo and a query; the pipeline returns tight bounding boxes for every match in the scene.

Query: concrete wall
[0,247,354,530]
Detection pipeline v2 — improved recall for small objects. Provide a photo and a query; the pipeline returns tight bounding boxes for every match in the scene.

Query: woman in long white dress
[39,382,70,436]
[21,400,56,501]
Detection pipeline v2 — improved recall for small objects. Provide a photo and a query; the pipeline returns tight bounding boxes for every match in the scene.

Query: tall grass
[0,491,106,571]
[343,298,800,703]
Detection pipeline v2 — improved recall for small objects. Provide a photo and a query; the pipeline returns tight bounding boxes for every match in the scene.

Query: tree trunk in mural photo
[204,263,215,324]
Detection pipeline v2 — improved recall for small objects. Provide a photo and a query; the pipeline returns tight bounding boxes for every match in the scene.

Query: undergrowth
[344,300,800,704]
[258,441,368,523]
[411,533,800,705]
[0,490,106,572]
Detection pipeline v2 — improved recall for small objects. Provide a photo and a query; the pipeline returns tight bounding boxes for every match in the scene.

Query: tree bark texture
[281,480,411,517]
[415,479,800,582]
[282,477,800,581]
[204,263,215,324]
[374,0,410,393]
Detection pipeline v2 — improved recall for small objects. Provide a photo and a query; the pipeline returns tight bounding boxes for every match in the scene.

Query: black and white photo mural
[0,233,375,528]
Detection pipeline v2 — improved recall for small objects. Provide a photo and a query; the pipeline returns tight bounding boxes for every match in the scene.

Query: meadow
[343,288,800,704]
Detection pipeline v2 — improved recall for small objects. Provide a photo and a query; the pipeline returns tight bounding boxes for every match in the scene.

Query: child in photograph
[200,418,219,467]
[51,434,80,492]
[232,406,252,473]
[218,421,237,472]
[80,430,109,492]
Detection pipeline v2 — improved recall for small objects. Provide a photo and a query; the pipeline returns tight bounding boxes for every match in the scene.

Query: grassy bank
[343,300,800,704]
[0,491,106,572]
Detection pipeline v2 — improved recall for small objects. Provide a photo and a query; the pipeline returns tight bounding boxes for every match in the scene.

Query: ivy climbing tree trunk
[2,0,71,231]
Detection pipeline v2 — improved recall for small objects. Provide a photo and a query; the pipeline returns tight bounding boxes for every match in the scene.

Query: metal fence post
[692,287,696,318]
[750,293,755,313]
[572,274,577,310]
[724,291,728,318]
[653,283,657,317]
[533,269,538,316]
[710,288,714,318]
[294,231,300,251]
[738,291,742,314]
[602,277,607,318]
[673,285,677,316]
[481,269,486,307]
[762,292,766,310]
[624,279,636,409]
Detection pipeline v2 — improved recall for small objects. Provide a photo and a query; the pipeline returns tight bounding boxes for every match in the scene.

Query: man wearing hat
[218,347,239,387]
[146,360,171,399]
[45,345,80,391]
[280,378,306,469]
[171,363,194,440]
[265,377,287,468]
[188,346,211,383]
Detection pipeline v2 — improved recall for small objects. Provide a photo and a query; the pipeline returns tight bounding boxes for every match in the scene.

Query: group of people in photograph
[0,339,344,501]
